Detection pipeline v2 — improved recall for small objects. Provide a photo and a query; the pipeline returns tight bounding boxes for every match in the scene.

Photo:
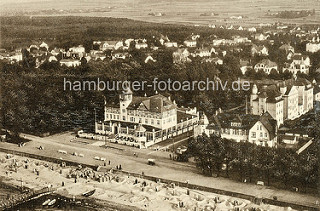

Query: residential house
[124,39,135,48]
[39,42,49,51]
[69,45,85,54]
[159,35,170,45]
[112,52,130,60]
[164,42,178,48]
[50,48,64,56]
[254,59,278,75]
[60,59,81,67]
[283,61,309,75]
[248,112,278,147]
[283,54,311,75]
[191,48,212,57]
[233,36,251,44]
[203,57,223,65]
[212,39,235,46]
[172,48,191,63]
[135,42,148,49]
[64,45,85,59]
[292,53,311,66]
[48,56,57,62]
[94,41,124,51]
[251,44,269,56]
[237,26,244,31]
[306,37,320,53]
[247,27,257,33]
[254,33,269,41]
[184,40,197,47]
[207,112,278,147]
[240,59,252,75]
[279,44,295,60]
[0,51,23,64]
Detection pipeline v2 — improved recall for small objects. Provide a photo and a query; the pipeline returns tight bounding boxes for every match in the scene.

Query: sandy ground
[0,152,297,211]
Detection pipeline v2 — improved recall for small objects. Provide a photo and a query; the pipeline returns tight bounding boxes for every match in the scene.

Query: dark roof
[256,59,277,67]
[257,85,283,102]
[259,112,277,140]
[177,111,196,122]
[212,113,260,130]
[292,54,308,61]
[285,78,312,87]
[206,124,220,130]
[127,94,176,113]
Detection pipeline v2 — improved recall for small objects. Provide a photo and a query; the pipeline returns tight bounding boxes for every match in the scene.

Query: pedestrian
[169,154,172,159]
[108,160,111,165]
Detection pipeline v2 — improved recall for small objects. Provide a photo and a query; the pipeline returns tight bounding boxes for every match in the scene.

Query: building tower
[119,87,133,121]
[250,84,258,113]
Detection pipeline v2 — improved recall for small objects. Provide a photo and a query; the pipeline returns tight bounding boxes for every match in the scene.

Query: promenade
[0,132,319,210]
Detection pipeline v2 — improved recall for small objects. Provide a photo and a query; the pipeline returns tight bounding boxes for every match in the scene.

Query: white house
[207,112,278,147]
[94,41,124,51]
[254,59,278,75]
[39,42,49,50]
[135,42,148,49]
[254,33,269,41]
[306,37,320,53]
[60,59,81,67]
[251,44,269,56]
[247,27,257,33]
[164,42,178,48]
[184,40,197,47]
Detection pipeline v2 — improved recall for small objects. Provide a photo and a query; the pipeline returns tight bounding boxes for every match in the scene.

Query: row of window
[251,132,267,138]
[106,114,120,120]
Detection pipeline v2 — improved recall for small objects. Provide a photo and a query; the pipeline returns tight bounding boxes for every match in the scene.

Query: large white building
[95,90,199,148]
[250,84,284,126]
[250,78,314,126]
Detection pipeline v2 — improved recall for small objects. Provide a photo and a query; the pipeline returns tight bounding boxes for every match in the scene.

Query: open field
[1,0,320,26]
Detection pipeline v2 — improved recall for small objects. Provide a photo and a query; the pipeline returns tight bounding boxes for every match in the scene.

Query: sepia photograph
[0,0,319,210]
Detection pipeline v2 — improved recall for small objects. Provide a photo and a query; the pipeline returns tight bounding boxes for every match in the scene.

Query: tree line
[186,121,319,194]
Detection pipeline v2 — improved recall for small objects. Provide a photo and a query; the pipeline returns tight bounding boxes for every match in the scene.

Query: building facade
[95,90,199,148]
[202,112,278,147]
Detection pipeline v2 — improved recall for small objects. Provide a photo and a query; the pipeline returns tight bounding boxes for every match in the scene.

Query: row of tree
[187,130,319,193]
